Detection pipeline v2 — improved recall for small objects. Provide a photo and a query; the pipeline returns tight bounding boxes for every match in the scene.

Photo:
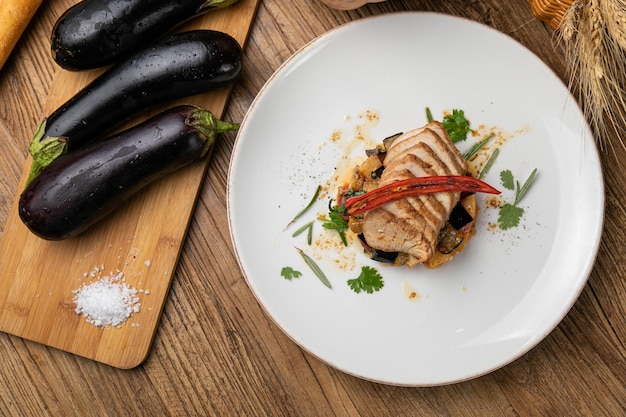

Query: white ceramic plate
[227,12,604,386]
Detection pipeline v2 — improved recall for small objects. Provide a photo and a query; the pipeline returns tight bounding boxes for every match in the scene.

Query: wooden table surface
[0,0,624,416]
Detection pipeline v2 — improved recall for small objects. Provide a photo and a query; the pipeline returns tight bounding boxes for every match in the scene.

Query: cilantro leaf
[281,266,302,280]
[347,266,384,294]
[498,203,524,230]
[442,109,471,143]
[497,168,537,230]
[500,170,515,190]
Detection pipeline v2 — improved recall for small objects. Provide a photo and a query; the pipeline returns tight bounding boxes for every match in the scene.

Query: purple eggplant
[28,29,242,183]
[51,0,240,71]
[19,105,238,240]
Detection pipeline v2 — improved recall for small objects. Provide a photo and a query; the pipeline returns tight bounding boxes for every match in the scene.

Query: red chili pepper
[345,175,500,216]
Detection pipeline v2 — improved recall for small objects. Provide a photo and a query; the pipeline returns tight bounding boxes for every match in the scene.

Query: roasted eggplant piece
[357,234,398,264]
[447,202,474,230]
[19,105,238,240]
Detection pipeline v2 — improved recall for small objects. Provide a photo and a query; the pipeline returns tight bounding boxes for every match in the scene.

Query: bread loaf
[318,0,386,10]
[0,0,44,70]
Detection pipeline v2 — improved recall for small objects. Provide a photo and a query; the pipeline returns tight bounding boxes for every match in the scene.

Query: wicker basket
[527,0,574,29]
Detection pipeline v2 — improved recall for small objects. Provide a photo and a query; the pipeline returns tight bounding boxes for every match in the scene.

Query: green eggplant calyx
[26,160,44,186]
[187,108,239,158]
[26,118,69,184]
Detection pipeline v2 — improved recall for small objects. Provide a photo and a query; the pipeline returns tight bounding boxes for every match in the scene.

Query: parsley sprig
[426,107,472,143]
[319,203,349,246]
[498,168,538,230]
[281,267,302,280]
[347,266,384,294]
[442,109,472,143]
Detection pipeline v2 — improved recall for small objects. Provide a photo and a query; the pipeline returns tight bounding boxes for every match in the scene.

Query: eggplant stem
[214,119,240,134]
[187,107,239,157]
[27,119,69,185]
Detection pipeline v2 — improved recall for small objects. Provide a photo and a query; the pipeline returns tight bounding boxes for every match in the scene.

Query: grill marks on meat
[361,121,468,267]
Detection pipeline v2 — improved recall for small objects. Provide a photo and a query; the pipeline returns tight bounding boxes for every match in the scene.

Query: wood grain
[0,0,624,416]
[0,0,260,369]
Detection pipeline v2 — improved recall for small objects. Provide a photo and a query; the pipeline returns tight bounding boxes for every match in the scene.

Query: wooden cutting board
[0,0,260,369]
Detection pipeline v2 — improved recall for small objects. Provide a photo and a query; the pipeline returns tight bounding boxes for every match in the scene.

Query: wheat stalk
[555,0,626,150]
[602,0,626,48]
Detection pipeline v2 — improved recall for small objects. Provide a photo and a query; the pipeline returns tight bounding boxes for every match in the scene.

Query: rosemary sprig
[463,133,495,160]
[295,247,332,288]
[514,168,538,206]
[478,147,499,180]
[426,107,434,123]
[292,220,314,245]
[285,185,321,229]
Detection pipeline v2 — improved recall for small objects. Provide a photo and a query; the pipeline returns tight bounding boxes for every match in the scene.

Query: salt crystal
[73,272,143,328]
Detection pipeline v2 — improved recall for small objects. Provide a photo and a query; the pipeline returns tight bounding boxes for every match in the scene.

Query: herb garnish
[426,107,435,123]
[281,267,302,280]
[463,133,495,160]
[498,203,525,230]
[292,220,314,245]
[500,170,516,193]
[347,266,384,294]
[295,247,332,288]
[320,203,349,246]
[442,109,472,143]
[286,185,321,228]
[498,168,538,229]
[478,148,499,180]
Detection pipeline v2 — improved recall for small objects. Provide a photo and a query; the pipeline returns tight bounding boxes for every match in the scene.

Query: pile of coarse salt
[73,266,147,328]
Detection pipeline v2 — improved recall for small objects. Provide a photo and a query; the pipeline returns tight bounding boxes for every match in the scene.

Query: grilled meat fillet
[360,121,468,267]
